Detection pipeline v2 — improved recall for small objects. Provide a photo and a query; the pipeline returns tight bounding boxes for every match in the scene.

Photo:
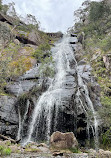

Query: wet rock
[19,65,40,80]
[46,32,63,38]
[0,96,18,138]
[50,131,78,149]
[71,34,77,37]
[52,152,64,156]
[78,60,87,65]
[37,143,48,148]
[0,96,18,124]
[77,32,85,44]
[6,80,38,96]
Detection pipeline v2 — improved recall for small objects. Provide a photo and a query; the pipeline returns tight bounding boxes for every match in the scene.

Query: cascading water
[18,35,99,148]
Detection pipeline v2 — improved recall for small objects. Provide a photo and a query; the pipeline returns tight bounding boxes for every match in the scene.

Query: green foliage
[0,43,34,94]
[0,145,12,156]
[99,36,111,52]
[102,127,111,148]
[0,0,2,11]
[38,55,55,78]
[1,4,9,15]
[39,64,55,78]
[89,1,110,22]
[33,43,51,63]
[98,96,111,128]
[33,42,55,78]
[101,96,111,107]
[26,14,40,30]
[69,147,80,153]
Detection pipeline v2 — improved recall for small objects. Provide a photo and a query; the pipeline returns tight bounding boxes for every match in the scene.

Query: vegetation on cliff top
[0,1,55,94]
[74,0,111,149]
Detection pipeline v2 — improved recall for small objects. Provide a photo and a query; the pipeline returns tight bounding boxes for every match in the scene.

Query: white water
[77,73,99,149]
[22,36,75,145]
[21,35,99,148]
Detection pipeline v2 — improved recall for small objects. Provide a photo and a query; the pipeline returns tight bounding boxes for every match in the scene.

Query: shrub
[33,43,51,63]
[99,36,111,52]
[0,0,2,11]
[2,148,12,156]
[98,96,111,128]
[0,146,12,156]
[9,56,32,77]
[102,127,111,148]
[33,43,54,78]
[39,65,55,78]
[69,147,80,153]
[89,1,110,22]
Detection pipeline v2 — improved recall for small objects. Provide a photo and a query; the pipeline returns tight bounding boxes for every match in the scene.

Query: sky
[3,0,100,32]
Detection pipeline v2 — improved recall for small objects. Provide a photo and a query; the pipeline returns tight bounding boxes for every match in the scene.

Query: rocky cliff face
[0,36,101,148]
[0,37,101,148]
[0,96,18,139]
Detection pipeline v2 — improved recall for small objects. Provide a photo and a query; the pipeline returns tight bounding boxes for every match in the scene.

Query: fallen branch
[0,134,21,144]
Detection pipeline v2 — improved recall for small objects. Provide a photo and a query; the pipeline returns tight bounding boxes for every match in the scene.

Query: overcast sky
[3,0,100,32]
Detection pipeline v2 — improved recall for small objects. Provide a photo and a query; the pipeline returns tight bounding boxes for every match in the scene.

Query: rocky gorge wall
[0,35,101,147]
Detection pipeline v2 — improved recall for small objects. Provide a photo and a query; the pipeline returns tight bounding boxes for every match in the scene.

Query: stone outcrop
[97,149,111,158]
[50,131,78,149]
[0,21,13,48]
[46,32,63,38]
[0,96,18,138]
[0,12,24,26]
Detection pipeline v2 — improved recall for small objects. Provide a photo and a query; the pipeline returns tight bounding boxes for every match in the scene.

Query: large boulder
[0,96,18,138]
[0,21,13,48]
[50,131,78,149]
[98,149,111,158]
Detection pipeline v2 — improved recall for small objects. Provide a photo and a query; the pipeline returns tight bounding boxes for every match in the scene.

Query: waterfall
[20,35,99,148]
[77,74,99,149]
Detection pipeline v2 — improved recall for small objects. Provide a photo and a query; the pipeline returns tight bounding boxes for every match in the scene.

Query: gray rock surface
[0,96,18,138]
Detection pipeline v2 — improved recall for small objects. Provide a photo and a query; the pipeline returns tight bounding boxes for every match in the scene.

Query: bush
[33,43,54,78]
[0,0,2,11]
[99,36,111,52]
[39,65,55,78]
[33,43,51,62]
[102,127,111,148]
[98,96,111,128]
[69,147,80,153]
[89,1,110,22]
[9,56,32,77]
[0,146,12,156]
